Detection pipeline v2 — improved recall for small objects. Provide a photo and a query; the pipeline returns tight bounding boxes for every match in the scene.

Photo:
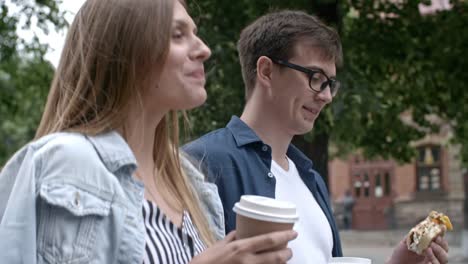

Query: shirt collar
[287,144,314,170]
[226,115,314,169]
[226,116,263,147]
[86,130,137,173]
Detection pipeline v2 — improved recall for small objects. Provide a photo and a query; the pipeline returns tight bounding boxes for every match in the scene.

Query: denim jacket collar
[85,131,137,174]
[87,131,225,239]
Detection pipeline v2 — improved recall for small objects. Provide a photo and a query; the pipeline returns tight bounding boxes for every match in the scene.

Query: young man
[184,10,449,264]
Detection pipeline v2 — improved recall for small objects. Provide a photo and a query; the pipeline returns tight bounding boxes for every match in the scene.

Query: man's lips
[303,106,320,115]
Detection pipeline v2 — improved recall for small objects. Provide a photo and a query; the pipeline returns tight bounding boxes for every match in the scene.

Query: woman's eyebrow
[174,19,198,34]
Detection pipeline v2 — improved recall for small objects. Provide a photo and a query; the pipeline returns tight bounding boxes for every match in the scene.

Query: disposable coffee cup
[233,195,299,240]
[328,257,372,264]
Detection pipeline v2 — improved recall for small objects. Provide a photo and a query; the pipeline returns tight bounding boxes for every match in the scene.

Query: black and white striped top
[142,200,206,264]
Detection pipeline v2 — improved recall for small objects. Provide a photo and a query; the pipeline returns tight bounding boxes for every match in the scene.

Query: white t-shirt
[272,158,333,264]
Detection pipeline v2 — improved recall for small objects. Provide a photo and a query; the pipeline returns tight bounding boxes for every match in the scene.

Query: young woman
[0,0,296,263]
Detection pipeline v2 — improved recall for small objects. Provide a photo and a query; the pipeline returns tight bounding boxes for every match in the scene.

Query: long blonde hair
[36,0,215,245]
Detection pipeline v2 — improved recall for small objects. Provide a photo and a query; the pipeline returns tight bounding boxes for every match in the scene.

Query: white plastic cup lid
[233,195,299,223]
[328,257,372,264]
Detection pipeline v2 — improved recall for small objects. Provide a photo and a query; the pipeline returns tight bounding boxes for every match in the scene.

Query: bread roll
[406,211,453,255]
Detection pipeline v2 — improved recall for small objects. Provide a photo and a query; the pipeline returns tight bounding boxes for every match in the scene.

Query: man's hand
[190,230,298,264]
[386,235,449,264]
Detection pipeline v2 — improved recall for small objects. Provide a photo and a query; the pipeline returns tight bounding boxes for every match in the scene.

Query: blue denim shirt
[0,131,224,264]
[183,116,343,257]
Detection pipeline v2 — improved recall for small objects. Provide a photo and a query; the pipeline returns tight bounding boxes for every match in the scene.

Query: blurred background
[1,0,467,262]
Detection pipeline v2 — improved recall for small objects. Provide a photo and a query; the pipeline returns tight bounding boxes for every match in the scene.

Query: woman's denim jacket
[0,131,225,264]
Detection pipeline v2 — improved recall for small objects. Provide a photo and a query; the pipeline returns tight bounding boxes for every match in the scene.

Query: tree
[0,0,67,165]
[1,0,67,61]
[186,0,468,186]
[336,0,468,164]
[0,54,55,164]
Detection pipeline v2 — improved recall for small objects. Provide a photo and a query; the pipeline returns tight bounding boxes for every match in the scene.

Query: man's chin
[295,123,315,135]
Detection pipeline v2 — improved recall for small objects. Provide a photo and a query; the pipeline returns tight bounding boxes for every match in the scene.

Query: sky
[43,1,86,67]
[13,0,86,67]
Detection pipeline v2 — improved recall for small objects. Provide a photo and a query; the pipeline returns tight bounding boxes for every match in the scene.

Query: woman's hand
[190,230,298,264]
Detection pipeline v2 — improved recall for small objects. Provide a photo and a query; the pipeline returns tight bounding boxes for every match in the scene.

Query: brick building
[329,120,465,230]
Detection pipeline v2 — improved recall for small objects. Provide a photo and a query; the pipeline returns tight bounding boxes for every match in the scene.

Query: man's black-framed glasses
[270,57,340,97]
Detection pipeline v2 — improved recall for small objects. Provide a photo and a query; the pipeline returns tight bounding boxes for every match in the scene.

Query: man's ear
[256,56,274,88]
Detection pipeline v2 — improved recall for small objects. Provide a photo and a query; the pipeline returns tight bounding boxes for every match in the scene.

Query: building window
[354,174,362,197]
[416,145,442,191]
[363,173,370,197]
[384,172,391,196]
[375,174,383,198]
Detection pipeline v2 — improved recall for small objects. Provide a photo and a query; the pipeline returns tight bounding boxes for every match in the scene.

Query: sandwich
[406,210,453,255]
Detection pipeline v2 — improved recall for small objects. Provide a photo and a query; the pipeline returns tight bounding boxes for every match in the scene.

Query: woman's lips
[187,69,205,79]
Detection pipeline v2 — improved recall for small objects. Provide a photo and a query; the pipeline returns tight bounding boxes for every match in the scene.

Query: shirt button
[267,172,274,178]
[74,191,81,207]
[262,145,268,152]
